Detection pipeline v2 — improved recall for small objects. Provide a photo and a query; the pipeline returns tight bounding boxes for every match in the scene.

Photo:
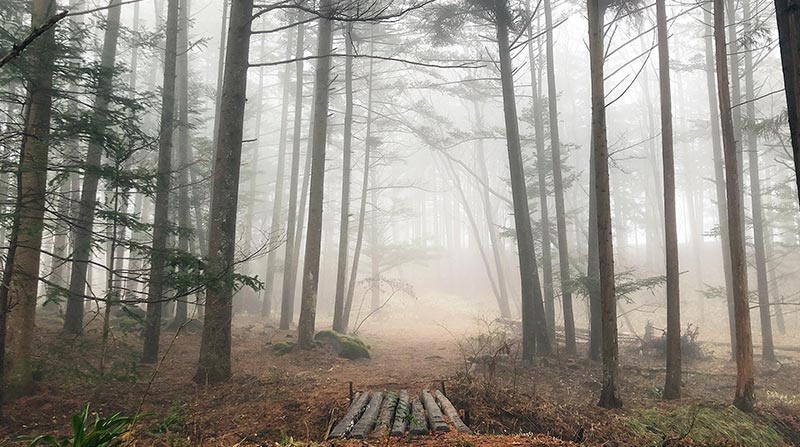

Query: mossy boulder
[314,330,371,360]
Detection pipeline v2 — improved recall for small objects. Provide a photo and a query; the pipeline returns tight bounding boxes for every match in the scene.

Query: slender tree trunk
[262,29,294,319]
[589,0,622,408]
[703,6,737,358]
[774,0,800,207]
[279,16,306,330]
[495,8,551,360]
[369,166,380,311]
[713,0,755,411]
[297,0,334,349]
[342,49,375,332]
[170,0,192,329]
[142,0,179,364]
[657,0,681,400]
[475,107,512,318]
[543,0,575,354]
[193,0,252,383]
[588,146,601,361]
[2,0,57,403]
[211,0,229,166]
[333,25,354,333]
[526,3,555,342]
[63,0,124,334]
[743,0,775,363]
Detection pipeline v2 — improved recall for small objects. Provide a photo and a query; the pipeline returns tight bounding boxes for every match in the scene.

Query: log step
[421,389,450,432]
[329,391,371,439]
[371,391,399,438]
[435,390,471,433]
[350,391,384,439]
[408,396,429,435]
[390,390,410,437]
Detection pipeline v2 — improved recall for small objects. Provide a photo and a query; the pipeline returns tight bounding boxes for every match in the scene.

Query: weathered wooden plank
[390,390,410,437]
[350,391,384,439]
[329,391,371,439]
[421,389,449,432]
[408,396,429,436]
[371,391,399,438]
[434,390,471,433]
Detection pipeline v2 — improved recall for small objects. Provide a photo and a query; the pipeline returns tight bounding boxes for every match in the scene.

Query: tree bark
[774,0,800,207]
[193,0,253,383]
[62,0,124,334]
[713,0,755,411]
[333,24,354,333]
[656,0,681,400]
[495,6,551,360]
[588,0,622,408]
[2,0,57,402]
[297,0,334,349]
[141,0,179,364]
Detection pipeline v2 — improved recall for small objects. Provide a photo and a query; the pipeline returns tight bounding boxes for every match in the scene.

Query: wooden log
[434,390,471,433]
[329,391,371,439]
[408,396,429,436]
[371,391,399,438]
[390,390,410,437]
[350,391,384,439]
[421,389,449,432]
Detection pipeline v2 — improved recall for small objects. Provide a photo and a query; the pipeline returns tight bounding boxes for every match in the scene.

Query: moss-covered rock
[314,330,371,360]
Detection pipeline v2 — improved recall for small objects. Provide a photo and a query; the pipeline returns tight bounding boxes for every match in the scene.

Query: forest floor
[1,313,800,446]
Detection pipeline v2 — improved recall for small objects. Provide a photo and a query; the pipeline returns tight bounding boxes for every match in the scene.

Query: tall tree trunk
[713,0,755,411]
[297,0,334,349]
[63,0,123,334]
[210,0,229,167]
[589,0,622,408]
[495,7,551,361]
[543,0,575,354]
[743,0,775,363]
[475,107,512,318]
[279,16,306,330]
[170,0,192,329]
[193,0,252,383]
[141,0,179,364]
[342,48,375,332]
[526,3,555,342]
[657,0,681,400]
[774,0,800,206]
[333,25,354,333]
[262,28,293,318]
[588,145,601,361]
[2,0,57,403]
[703,6,737,358]
[369,165,380,311]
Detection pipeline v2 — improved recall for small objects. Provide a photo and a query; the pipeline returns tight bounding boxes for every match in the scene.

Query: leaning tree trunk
[2,0,58,402]
[543,0,575,354]
[279,15,306,330]
[743,0,776,363]
[588,0,622,409]
[703,6,737,358]
[297,0,334,349]
[713,0,755,412]
[63,0,123,334]
[342,48,375,332]
[526,3,555,342]
[656,0,681,400]
[495,7,551,360]
[141,0,179,364]
[193,0,253,384]
[333,24,355,333]
[774,0,800,206]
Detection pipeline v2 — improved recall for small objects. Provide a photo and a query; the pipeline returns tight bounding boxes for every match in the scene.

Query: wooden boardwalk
[328,389,471,439]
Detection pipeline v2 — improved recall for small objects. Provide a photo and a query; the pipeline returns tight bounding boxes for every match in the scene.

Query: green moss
[626,404,786,446]
[272,342,295,356]
[313,330,370,360]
